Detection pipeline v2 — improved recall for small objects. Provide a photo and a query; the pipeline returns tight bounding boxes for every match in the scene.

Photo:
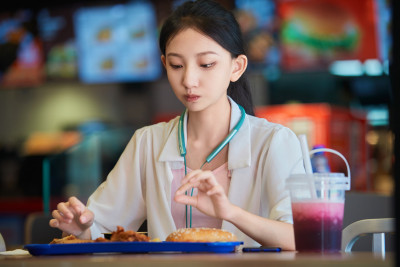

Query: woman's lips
[185,94,200,102]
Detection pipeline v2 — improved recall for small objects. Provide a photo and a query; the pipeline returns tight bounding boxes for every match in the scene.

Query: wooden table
[0,251,394,267]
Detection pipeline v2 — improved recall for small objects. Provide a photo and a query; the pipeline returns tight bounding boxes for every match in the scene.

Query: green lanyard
[178,105,246,228]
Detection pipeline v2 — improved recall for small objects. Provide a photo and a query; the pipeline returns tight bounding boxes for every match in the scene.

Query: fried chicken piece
[50,235,94,244]
[94,237,110,242]
[49,226,149,244]
[110,226,150,242]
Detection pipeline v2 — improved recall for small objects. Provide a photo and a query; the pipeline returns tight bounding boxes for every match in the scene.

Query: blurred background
[0,0,396,248]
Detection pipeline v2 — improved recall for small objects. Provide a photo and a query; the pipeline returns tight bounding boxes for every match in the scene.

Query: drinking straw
[298,134,317,199]
[298,134,313,174]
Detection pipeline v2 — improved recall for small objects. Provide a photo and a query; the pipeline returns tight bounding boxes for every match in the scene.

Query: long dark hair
[159,0,255,115]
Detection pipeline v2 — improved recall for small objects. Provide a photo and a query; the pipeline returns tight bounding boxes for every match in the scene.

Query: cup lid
[286,173,350,190]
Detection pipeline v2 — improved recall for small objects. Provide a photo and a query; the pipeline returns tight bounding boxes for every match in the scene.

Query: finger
[177,171,216,195]
[68,196,86,215]
[181,169,203,184]
[175,182,195,196]
[187,170,217,187]
[49,218,59,228]
[175,178,203,195]
[174,193,197,207]
[79,209,94,225]
[176,173,201,195]
[57,202,74,220]
[206,184,225,196]
[52,209,71,224]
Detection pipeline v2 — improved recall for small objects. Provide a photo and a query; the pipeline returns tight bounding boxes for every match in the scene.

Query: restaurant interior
[0,0,397,255]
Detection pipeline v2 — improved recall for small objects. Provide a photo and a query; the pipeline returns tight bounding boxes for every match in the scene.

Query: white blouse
[170,162,231,229]
[87,98,305,246]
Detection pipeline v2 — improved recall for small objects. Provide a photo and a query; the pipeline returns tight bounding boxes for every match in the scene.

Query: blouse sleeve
[87,129,148,238]
[263,126,305,223]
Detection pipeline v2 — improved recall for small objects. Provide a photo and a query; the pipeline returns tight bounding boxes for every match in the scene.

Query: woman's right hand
[49,196,94,239]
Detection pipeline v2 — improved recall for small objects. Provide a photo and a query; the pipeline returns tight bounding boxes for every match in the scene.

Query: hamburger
[166,228,237,242]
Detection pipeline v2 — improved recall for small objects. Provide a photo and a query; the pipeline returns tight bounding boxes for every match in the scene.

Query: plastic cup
[287,172,350,253]
[0,233,5,252]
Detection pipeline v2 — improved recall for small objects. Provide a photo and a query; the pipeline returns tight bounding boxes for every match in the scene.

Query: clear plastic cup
[0,233,5,252]
[286,149,351,253]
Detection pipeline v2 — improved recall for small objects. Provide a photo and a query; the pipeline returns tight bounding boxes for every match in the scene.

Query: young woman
[49,0,304,250]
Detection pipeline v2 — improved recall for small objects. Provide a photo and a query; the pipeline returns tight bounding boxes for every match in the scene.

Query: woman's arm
[225,204,295,250]
[174,169,295,250]
[175,125,304,250]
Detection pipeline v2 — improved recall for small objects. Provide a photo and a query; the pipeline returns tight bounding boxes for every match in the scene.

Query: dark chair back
[25,212,62,244]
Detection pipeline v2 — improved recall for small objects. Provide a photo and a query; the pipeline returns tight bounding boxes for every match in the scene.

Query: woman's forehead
[165,28,226,54]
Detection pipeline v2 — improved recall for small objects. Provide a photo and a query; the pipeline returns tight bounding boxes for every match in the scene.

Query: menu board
[235,0,281,74]
[74,1,161,83]
[37,7,78,80]
[277,0,380,71]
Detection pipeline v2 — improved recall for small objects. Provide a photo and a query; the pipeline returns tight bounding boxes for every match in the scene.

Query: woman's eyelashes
[168,62,216,70]
[200,62,215,69]
[169,64,183,69]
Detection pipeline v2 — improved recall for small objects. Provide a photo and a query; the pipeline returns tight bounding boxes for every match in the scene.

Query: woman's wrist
[77,228,92,240]
[62,227,92,240]
[223,203,242,223]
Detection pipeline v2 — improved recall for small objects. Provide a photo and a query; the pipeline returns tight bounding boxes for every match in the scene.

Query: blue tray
[24,241,243,255]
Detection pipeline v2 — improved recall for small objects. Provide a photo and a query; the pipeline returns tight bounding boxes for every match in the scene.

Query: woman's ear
[161,55,166,68]
[230,54,248,82]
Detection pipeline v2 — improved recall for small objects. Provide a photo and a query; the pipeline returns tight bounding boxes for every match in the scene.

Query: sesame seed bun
[166,228,237,242]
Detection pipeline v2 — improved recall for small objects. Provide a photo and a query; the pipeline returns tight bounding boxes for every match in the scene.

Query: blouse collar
[158,97,251,170]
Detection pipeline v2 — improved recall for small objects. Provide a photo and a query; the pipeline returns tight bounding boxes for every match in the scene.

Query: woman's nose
[182,65,199,89]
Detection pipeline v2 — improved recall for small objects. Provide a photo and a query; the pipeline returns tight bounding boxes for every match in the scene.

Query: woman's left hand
[174,169,234,220]
[175,170,296,250]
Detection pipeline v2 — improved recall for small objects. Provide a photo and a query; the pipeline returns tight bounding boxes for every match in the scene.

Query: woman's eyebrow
[166,52,182,58]
[166,51,219,57]
[197,51,219,56]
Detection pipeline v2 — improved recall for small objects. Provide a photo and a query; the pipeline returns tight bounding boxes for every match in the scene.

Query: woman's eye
[201,62,214,68]
[169,64,182,69]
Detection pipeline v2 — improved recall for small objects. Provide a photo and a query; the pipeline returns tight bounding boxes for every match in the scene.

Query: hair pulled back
[159,0,254,115]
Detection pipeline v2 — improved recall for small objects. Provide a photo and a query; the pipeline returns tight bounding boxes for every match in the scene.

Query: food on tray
[109,226,150,242]
[50,235,94,244]
[166,228,237,242]
[49,226,150,244]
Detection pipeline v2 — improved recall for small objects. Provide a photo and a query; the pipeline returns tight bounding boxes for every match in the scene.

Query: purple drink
[292,201,344,252]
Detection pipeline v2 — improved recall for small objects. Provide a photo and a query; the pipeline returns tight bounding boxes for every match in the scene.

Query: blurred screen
[0,10,44,88]
[37,7,78,80]
[375,0,391,62]
[277,0,380,71]
[235,0,281,78]
[73,1,161,84]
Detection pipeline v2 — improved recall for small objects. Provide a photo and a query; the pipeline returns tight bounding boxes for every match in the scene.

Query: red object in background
[2,39,44,88]
[0,196,64,214]
[152,112,180,124]
[0,11,45,88]
[277,0,379,71]
[0,197,43,214]
[256,103,369,191]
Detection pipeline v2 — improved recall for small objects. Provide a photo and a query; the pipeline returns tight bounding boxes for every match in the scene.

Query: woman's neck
[185,97,231,169]
[187,97,231,142]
